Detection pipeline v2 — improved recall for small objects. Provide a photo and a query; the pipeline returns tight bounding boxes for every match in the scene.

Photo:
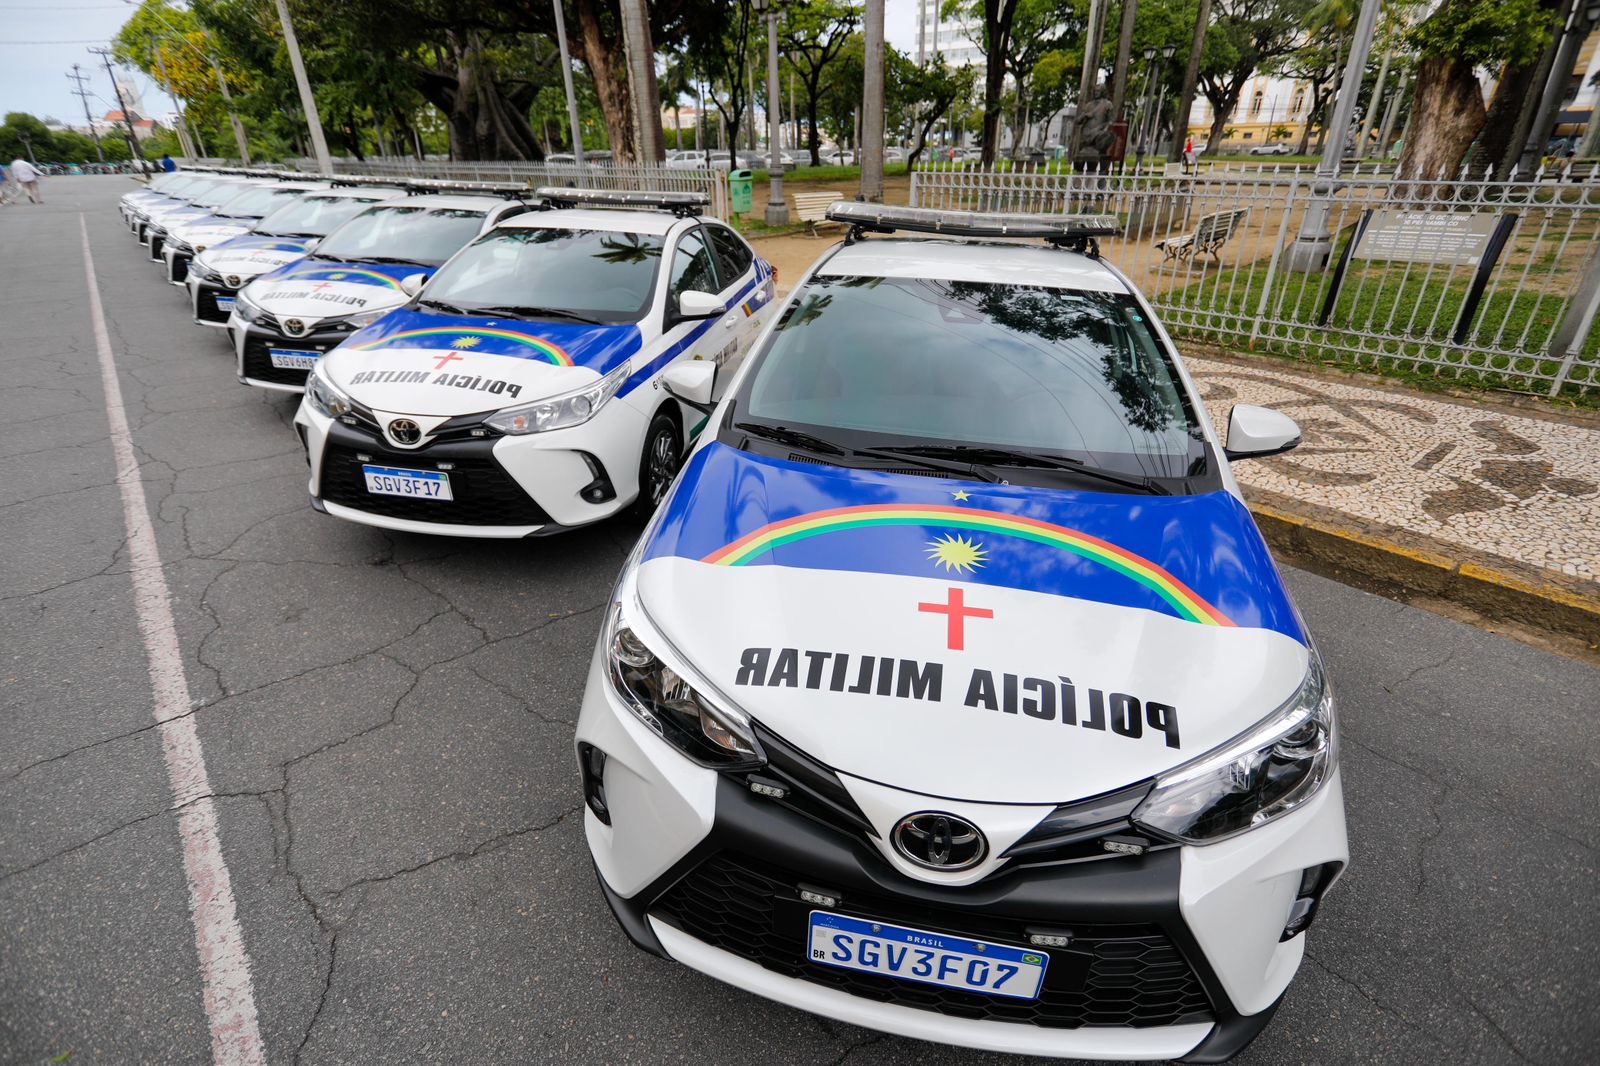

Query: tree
[780,0,860,166]
[1197,0,1313,152]
[976,0,1023,164]
[1398,0,1554,180]
[1473,0,1565,178]
[686,0,759,163]
[894,53,978,167]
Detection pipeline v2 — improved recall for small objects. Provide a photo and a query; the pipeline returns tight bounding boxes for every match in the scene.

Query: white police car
[577,204,1346,1062]
[230,187,532,392]
[119,169,197,228]
[187,186,402,328]
[127,172,246,244]
[141,175,265,261]
[161,180,326,285]
[292,188,777,536]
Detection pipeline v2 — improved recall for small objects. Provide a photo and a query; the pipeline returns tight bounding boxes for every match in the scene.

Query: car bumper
[575,657,1348,1062]
[294,398,655,535]
[190,278,238,327]
[164,243,193,286]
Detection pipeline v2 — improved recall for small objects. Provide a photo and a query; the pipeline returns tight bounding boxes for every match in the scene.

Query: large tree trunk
[806,80,823,166]
[1397,56,1487,181]
[982,57,1007,165]
[574,0,638,162]
[1481,0,1569,179]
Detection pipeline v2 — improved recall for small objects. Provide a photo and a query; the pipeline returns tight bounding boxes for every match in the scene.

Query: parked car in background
[883,147,905,164]
[1249,143,1294,156]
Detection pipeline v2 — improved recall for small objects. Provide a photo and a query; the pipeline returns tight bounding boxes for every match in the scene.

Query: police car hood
[195,234,312,281]
[148,202,215,227]
[633,443,1311,805]
[321,308,643,418]
[245,259,423,325]
[170,215,252,247]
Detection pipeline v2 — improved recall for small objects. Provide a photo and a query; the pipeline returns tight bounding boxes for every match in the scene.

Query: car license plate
[806,911,1047,1000]
[268,348,320,369]
[361,465,453,501]
[215,296,235,312]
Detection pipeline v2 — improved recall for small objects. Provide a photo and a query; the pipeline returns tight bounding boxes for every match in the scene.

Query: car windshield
[190,182,255,209]
[313,205,486,266]
[213,186,308,219]
[255,194,391,237]
[420,227,664,323]
[732,275,1205,486]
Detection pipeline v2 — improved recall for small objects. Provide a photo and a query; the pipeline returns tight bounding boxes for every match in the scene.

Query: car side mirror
[399,273,427,297]
[675,289,727,322]
[1224,404,1302,460]
[301,237,320,253]
[662,361,716,413]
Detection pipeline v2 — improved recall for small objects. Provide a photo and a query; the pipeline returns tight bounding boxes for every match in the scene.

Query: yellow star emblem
[951,489,972,502]
[926,534,987,574]
[451,336,482,349]
[328,272,347,279]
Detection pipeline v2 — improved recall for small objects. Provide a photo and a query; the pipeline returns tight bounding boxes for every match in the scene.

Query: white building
[913,0,984,69]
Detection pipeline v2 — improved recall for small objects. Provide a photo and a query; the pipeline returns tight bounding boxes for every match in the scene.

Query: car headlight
[1132,657,1336,845]
[189,259,221,284]
[604,600,763,769]
[343,307,392,330]
[169,237,193,254]
[233,289,265,323]
[484,361,629,435]
[304,367,352,419]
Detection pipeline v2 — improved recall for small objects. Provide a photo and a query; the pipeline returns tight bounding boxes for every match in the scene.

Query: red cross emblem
[308,281,336,292]
[918,587,994,651]
[431,352,465,370]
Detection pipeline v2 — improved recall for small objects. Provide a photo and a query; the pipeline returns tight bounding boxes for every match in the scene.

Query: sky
[0,1,923,127]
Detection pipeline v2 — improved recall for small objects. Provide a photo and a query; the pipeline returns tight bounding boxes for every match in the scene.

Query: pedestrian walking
[0,161,9,206]
[1183,137,1197,173]
[160,153,176,173]
[10,158,42,204]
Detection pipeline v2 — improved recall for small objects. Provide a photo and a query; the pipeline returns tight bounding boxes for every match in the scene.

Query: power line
[0,39,114,44]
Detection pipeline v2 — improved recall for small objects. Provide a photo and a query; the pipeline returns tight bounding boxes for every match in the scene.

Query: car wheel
[632,409,683,519]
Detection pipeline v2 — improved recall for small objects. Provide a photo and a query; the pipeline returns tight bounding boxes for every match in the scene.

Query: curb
[1249,501,1600,646]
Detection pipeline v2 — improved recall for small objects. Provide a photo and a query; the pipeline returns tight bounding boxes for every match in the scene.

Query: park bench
[1155,208,1249,264]
[792,190,844,236]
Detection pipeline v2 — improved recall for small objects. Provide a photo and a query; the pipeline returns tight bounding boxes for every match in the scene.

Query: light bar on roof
[826,202,1122,242]
[534,187,709,211]
[403,177,535,197]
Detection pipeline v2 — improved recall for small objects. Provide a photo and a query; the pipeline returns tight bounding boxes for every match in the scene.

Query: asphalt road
[2,177,1597,1066]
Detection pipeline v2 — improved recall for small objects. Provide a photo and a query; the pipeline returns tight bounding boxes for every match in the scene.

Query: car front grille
[650,851,1214,1030]
[240,336,325,387]
[167,253,191,284]
[195,286,234,324]
[319,443,551,527]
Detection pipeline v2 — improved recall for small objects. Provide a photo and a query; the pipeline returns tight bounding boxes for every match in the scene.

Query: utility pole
[273,0,332,174]
[1354,38,1393,161]
[209,53,252,164]
[68,65,105,162]
[1518,1,1600,177]
[89,47,144,161]
[147,32,196,159]
[1109,0,1138,135]
[860,0,885,200]
[918,0,927,65]
[758,0,789,223]
[1170,0,1212,160]
[619,0,663,163]
[1288,0,1382,271]
[1377,68,1408,158]
[552,0,588,165]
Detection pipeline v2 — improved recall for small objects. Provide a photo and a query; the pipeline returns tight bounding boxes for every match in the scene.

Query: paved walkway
[1189,356,1600,586]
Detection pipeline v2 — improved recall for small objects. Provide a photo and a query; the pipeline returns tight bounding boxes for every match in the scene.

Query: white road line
[80,215,267,1066]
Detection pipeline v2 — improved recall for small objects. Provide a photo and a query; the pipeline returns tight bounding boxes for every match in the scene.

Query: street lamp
[1148,44,1178,160]
[754,0,790,223]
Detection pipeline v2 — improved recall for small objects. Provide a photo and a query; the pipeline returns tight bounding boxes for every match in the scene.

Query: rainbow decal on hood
[210,235,309,254]
[271,265,405,289]
[643,444,1306,641]
[704,503,1234,627]
[350,326,574,367]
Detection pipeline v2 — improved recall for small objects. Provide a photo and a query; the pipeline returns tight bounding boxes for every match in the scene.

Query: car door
[662,225,741,387]
[703,223,768,375]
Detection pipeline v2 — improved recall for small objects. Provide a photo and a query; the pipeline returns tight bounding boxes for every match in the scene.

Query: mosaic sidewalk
[1188,356,1600,587]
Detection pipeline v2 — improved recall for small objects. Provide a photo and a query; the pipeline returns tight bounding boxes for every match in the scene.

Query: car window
[736,275,1204,482]
[669,228,719,301]
[255,194,390,238]
[421,227,664,323]
[213,186,306,219]
[706,226,753,289]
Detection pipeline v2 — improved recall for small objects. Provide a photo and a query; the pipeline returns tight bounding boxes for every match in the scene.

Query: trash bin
[729,169,754,214]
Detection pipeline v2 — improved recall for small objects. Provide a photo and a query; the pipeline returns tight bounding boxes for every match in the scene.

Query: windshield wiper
[733,421,846,456]
[466,305,603,325]
[362,255,431,266]
[417,298,472,315]
[863,445,1170,495]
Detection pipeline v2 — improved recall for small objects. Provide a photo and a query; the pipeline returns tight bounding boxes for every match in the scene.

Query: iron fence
[292,157,730,219]
[910,163,1600,396]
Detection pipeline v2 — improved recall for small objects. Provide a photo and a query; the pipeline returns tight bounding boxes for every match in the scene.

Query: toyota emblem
[225,274,241,287]
[284,318,307,336]
[892,812,987,871]
[388,418,423,446]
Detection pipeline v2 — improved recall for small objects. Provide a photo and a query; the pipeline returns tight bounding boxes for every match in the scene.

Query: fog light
[748,777,788,799]
[1281,861,1342,940]
[577,742,610,825]
[1101,834,1148,856]
[1027,930,1073,948]
[799,886,839,908]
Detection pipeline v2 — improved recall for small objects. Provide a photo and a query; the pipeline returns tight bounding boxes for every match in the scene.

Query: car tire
[632,409,683,519]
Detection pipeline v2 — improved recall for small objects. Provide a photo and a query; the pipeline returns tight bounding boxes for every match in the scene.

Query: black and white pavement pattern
[2,179,1597,1066]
